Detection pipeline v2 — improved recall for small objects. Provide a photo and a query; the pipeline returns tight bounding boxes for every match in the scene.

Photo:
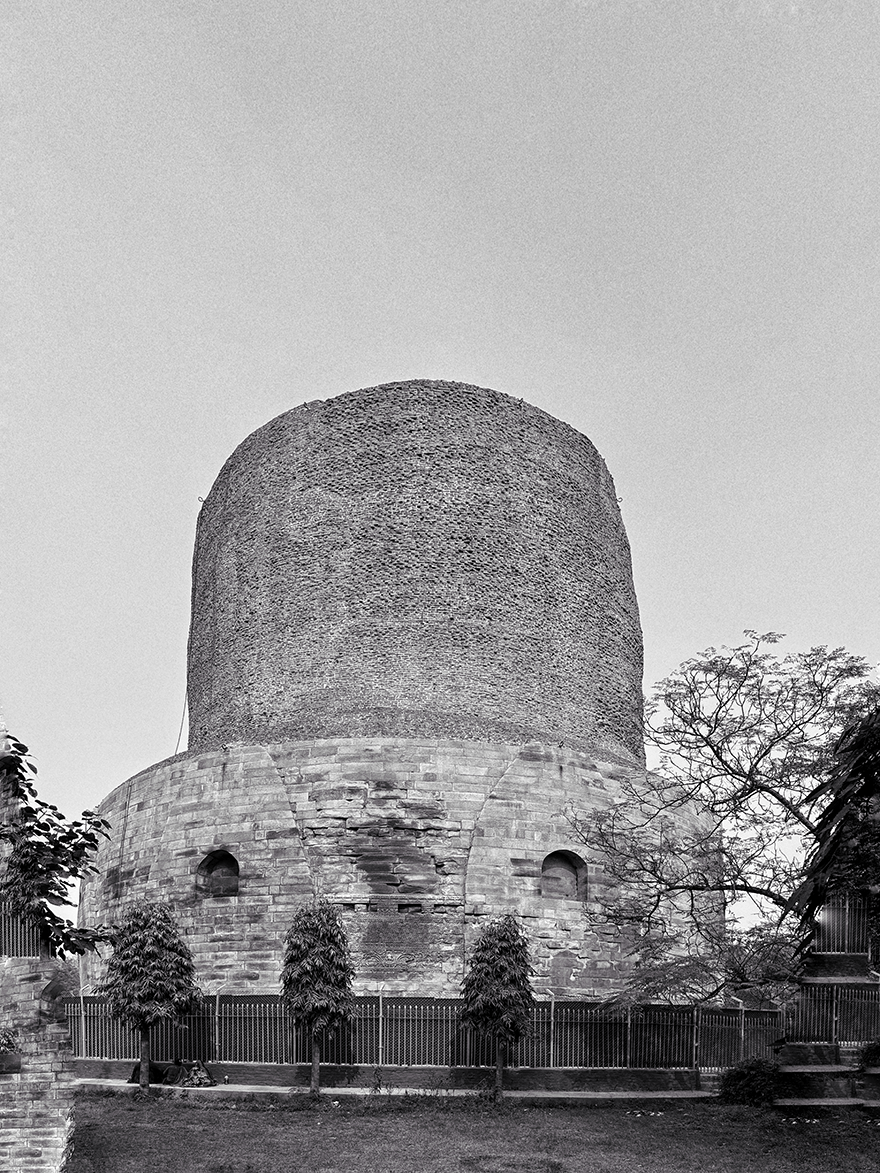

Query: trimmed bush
[718,1057,780,1105]
[857,1038,880,1071]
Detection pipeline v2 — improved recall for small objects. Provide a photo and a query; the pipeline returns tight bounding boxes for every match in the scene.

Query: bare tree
[569,632,878,1002]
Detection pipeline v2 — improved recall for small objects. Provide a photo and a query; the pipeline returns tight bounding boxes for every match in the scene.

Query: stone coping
[74,1079,714,1106]
[779,1065,858,1073]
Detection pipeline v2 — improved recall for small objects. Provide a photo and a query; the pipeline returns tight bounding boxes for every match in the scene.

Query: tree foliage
[460,913,534,1097]
[281,899,354,1096]
[98,900,202,1028]
[281,899,355,1033]
[569,632,879,1003]
[98,900,202,1094]
[0,731,112,957]
[618,922,801,1008]
[790,706,880,930]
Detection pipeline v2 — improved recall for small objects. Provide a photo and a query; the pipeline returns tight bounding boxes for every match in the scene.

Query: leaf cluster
[459,914,535,1045]
[856,1038,880,1072]
[0,733,113,957]
[98,900,202,1029]
[613,921,801,1007]
[281,899,354,1035]
[790,706,880,927]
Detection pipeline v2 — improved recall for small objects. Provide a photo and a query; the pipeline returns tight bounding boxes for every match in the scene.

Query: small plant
[856,1038,880,1071]
[0,1028,18,1051]
[718,1056,780,1105]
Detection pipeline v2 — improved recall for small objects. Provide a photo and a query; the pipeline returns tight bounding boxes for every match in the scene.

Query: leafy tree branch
[568,632,879,1003]
[0,731,112,957]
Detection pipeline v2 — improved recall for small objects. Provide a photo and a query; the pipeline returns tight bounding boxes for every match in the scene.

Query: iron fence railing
[788,984,880,1045]
[813,893,871,954]
[62,995,786,1070]
[0,904,42,957]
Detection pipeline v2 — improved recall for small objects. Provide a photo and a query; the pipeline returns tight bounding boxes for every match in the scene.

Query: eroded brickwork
[79,737,657,997]
[0,957,74,1173]
[187,380,643,763]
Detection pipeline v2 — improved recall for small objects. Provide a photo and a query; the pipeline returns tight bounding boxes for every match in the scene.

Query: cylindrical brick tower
[80,380,653,998]
[187,380,643,762]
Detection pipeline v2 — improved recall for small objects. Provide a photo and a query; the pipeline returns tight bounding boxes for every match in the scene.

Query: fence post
[378,993,384,1068]
[737,1001,745,1062]
[625,1007,631,1068]
[833,984,840,1045]
[79,990,87,1059]
[214,993,221,1064]
[692,1005,699,1071]
[549,996,555,1069]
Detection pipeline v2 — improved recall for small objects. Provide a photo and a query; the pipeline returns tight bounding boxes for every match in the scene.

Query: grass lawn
[68,1094,880,1173]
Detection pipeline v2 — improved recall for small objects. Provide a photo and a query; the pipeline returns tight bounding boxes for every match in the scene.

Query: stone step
[775,1068,865,1108]
[777,1071,857,1096]
[779,1065,853,1073]
[775,1097,865,1108]
[777,1043,840,1065]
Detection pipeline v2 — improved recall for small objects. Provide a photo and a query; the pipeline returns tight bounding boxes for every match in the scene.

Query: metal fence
[788,984,880,1045]
[813,893,871,954]
[0,904,42,957]
[63,995,785,1070]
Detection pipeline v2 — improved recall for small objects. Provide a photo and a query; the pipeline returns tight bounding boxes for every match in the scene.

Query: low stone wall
[73,1057,702,1092]
[0,954,74,1172]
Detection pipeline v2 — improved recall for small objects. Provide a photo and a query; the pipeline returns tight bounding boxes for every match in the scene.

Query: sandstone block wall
[1,764,74,1172]
[79,737,650,998]
[0,956,74,1173]
[187,380,643,763]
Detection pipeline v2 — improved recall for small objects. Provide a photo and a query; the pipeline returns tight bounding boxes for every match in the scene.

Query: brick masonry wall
[187,380,644,763]
[78,737,703,998]
[0,956,75,1172]
[0,768,74,1172]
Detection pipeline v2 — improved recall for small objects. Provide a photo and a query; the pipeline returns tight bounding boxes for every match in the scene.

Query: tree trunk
[494,1038,505,1101]
[310,1033,321,1098]
[139,1025,151,1095]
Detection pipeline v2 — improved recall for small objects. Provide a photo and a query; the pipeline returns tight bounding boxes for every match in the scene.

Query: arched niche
[197,849,240,897]
[540,850,587,900]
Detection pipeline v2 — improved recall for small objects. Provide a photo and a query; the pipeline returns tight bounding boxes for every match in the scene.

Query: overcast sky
[5,0,879,823]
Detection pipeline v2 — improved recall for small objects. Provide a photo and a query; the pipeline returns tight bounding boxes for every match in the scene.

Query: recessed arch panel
[541,850,587,900]
[197,849,240,897]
